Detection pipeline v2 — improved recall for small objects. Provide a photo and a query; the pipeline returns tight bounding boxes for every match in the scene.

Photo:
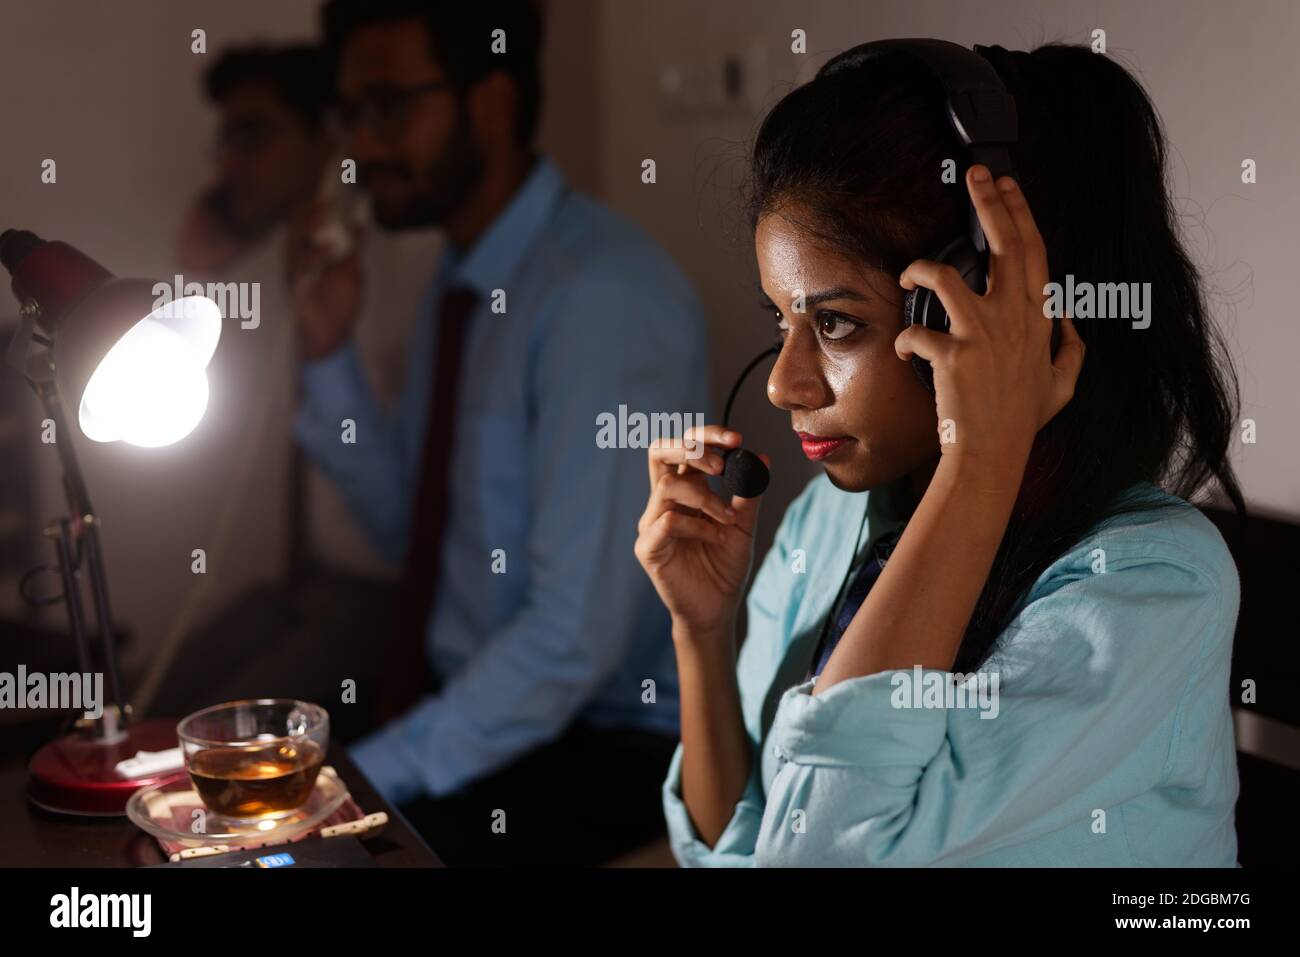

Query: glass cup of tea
[177,699,329,820]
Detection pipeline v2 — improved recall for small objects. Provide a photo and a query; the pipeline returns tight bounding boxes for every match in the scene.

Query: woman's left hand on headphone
[895,164,1086,470]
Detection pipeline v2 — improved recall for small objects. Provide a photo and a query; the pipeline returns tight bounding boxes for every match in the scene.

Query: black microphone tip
[721,447,769,499]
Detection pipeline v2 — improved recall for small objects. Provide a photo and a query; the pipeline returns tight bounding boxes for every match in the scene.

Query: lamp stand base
[28,717,180,817]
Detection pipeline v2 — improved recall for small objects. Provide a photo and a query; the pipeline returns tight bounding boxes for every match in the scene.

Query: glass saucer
[126,764,350,851]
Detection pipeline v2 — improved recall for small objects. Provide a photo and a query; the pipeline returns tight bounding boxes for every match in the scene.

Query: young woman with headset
[634,39,1245,866]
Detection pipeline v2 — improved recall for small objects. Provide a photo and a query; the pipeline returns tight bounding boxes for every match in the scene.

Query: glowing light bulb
[78,296,220,448]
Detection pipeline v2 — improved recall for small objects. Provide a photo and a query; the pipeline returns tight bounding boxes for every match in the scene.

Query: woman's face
[756,208,941,494]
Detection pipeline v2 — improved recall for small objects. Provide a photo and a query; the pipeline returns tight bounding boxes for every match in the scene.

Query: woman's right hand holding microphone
[634,426,768,646]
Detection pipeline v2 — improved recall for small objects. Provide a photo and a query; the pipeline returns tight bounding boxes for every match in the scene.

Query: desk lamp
[2,228,221,814]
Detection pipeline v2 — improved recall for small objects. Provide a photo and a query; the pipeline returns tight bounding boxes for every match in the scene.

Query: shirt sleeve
[661,478,821,867]
[351,265,712,802]
[292,339,416,565]
[751,540,1233,866]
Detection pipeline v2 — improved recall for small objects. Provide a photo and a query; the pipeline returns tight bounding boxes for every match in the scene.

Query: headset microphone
[718,345,779,499]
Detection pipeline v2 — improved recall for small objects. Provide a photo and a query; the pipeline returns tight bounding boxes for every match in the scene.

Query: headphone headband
[825,38,1054,393]
[845,38,1020,181]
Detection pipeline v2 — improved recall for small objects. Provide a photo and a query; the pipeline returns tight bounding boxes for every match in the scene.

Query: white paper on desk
[115,747,185,778]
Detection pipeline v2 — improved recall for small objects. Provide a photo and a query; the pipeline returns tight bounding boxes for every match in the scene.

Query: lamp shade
[3,231,221,448]
[58,279,221,447]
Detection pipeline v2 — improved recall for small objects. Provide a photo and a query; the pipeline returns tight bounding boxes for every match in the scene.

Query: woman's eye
[817,311,860,341]
[774,313,789,336]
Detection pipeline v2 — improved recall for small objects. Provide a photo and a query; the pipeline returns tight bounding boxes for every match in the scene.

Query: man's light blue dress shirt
[665,474,1241,866]
[294,156,711,804]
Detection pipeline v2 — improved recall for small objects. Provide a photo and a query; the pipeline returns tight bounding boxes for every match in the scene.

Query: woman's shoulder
[995,481,1242,681]
[970,485,1242,802]
[1035,481,1239,601]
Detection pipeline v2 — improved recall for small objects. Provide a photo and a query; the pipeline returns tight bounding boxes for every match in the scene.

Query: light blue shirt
[665,473,1241,866]
[295,156,711,803]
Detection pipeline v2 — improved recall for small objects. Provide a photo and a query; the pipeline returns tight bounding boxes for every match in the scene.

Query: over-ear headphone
[847,39,1061,393]
[720,39,1061,497]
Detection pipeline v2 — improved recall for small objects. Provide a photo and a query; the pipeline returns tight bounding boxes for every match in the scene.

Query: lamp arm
[11,307,128,725]
[31,378,126,722]
[32,376,94,518]
[78,519,127,721]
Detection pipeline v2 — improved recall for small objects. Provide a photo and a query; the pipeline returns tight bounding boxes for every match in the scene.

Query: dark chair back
[1200,504,1300,868]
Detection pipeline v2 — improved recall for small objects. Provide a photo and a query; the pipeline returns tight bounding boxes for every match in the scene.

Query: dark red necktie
[377,284,479,724]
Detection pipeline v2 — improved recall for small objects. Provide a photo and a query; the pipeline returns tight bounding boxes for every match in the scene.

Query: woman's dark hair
[747,42,1247,673]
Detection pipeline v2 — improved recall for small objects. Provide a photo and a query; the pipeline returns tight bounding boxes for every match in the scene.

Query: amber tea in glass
[178,699,330,820]
[186,739,324,817]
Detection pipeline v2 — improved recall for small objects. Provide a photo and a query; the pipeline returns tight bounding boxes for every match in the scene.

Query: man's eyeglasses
[327,81,454,139]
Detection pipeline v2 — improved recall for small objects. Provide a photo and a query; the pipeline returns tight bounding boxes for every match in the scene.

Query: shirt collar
[439,154,566,296]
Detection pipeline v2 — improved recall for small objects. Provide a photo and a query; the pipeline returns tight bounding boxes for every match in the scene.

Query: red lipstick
[796,432,851,461]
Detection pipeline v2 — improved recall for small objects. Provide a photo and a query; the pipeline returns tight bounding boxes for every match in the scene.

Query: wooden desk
[0,744,443,867]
